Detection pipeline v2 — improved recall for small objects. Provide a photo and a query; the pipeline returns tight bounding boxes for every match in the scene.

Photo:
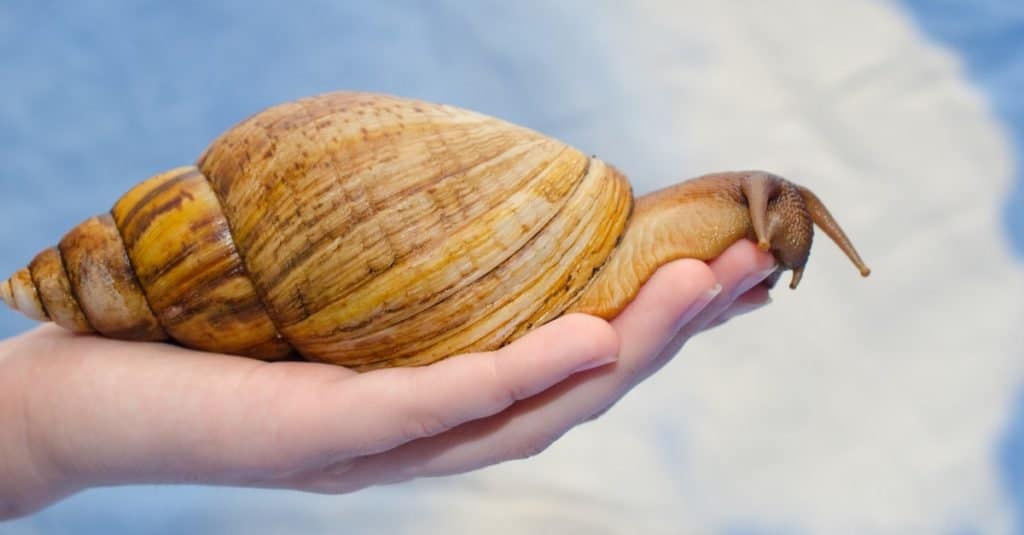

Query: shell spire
[1,268,51,323]
[2,166,293,360]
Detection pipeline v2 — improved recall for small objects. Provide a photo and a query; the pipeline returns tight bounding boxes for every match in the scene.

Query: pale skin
[0,241,775,520]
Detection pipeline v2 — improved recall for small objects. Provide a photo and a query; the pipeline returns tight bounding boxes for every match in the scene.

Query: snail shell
[1,92,869,370]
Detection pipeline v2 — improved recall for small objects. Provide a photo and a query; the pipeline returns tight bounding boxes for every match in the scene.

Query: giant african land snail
[1,92,870,370]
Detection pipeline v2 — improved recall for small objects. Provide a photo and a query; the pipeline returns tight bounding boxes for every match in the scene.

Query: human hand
[0,240,774,519]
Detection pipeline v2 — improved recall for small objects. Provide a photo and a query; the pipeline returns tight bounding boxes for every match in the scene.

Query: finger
[733,283,772,308]
[702,285,772,331]
[196,314,618,482]
[282,259,720,492]
[653,286,773,371]
[609,258,719,373]
[641,242,775,375]
[332,313,618,456]
[677,240,776,340]
[603,242,772,388]
[21,313,618,489]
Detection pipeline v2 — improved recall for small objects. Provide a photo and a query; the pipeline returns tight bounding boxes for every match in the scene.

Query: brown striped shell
[1,93,632,370]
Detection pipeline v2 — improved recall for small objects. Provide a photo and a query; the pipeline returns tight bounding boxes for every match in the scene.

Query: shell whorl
[196,92,632,368]
[3,92,634,369]
[2,166,292,359]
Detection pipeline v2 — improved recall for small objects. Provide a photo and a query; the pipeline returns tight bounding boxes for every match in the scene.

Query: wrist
[0,330,82,519]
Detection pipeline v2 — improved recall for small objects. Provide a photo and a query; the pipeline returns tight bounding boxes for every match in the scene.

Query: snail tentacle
[797,185,871,277]
[740,172,781,252]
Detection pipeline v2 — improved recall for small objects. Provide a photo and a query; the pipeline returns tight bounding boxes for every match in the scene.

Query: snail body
[1,92,869,370]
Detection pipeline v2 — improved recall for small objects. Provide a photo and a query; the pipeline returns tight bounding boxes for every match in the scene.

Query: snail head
[741,172,871,289]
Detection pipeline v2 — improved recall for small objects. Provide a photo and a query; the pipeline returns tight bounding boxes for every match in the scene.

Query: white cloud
[9,1,1023,533]
[399,1,1024,533]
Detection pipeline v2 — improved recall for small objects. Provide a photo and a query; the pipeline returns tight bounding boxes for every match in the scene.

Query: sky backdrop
[1,1,1023,533]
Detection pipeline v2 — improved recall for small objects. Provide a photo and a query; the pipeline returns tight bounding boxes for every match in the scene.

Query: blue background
[898,1,1024,531]
[1,1,1022,533]
[898,2,1024,530]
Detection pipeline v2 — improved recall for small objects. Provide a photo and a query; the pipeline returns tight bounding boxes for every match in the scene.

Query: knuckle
[492,382,522,410]
[397,372,455,440]
[484,355,521,409]
[401,411,449,441]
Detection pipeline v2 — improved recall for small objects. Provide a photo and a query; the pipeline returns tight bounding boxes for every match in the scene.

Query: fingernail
[696,283,723,312]
[706,283,724,300]
[671,283,722,332]
[573,354,618,374]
